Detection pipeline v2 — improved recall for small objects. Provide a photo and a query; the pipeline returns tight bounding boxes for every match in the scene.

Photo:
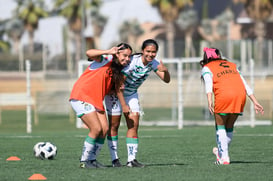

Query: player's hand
[157,60,168,72]
[109,45,124,54]
[254,103,264,115]
[122,104,131,115]
[208,103,214,115]
[120,83,125,90]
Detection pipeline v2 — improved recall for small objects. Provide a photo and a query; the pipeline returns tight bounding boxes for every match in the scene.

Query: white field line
[236,134,273,137]
[0,135,42,138]
[138,120,272,126]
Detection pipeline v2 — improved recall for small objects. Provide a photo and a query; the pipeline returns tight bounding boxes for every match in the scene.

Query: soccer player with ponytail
[200,47,264,165]
[69,43,132,168]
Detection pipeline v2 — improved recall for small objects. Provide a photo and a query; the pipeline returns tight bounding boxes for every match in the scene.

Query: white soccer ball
[33,142,57,160]
[33,142,45,158]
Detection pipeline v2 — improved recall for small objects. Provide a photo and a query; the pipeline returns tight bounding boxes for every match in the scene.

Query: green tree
[0,20,10,53]
[234,0,273,41]
[89,1,107,49]
[149,0,194,63]
[234,0,273,66]
[5,19,24,55]
[15,0,48,54]
[0,41,9,52]
[53,0,86,65]
[119,19,144,51]
[53,0,106,72]
[176,9,198,58]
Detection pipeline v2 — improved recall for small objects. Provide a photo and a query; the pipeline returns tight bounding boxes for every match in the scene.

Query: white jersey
[122,54,159,96]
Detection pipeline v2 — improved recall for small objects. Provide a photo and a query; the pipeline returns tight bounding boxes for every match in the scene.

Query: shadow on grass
[104,162,186,168]
[231,160,271,164]
[141,163,186,167]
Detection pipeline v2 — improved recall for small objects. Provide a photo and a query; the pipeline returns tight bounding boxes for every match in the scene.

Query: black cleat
[80,160,106,168]
[112,159,122,167]
[80,161,96,168]
[126,159,145,168]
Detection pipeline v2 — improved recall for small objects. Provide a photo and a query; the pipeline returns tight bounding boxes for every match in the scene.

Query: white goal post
[0,60,36,133]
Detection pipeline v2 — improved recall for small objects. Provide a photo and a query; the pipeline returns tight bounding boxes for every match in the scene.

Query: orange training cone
[6,156,21,161]
[28,174,47,180]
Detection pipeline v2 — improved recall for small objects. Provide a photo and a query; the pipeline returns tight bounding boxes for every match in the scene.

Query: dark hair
[117,42,132,52]
[131,39,159,57]
[111,43,132,92]
[141,39,159,51]
[199,48,223,67]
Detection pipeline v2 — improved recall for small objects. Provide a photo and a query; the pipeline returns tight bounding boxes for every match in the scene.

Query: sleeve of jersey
[152,60,160,72]
[201,67,213,93]
[238,70,253,96]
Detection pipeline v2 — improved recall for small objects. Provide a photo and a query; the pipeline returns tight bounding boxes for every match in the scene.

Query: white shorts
[70,99,96,117]
[104,92,140,116]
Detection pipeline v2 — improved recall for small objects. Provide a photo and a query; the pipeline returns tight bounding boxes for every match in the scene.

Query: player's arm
[248,94,264,115]
[206,92,214,115]
[155,60,170,83]
[86,46,122,62]
[239,71,264,115]
[116,76,130,114]
[202,67,214,114]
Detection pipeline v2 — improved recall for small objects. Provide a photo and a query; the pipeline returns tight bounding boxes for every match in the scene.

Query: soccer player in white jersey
[105,39,171,167]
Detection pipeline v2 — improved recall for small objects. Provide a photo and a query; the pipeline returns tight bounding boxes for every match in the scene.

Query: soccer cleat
[112,159,122,167]
[212,147,230,165]
[214,157,230,165]
[80,160,106,168]
[80,161,96,168]
[91,160,107,168]
[126,159,145,168]
[212,147,220,161]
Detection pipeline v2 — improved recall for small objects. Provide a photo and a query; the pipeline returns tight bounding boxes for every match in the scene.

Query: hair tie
[203,47,219,59]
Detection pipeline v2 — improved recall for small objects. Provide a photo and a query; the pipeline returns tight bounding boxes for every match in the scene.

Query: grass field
[1,110,273,181]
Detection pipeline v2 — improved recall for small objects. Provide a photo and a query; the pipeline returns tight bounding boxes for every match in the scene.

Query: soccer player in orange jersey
[200,47,264,165]
[70,43,132,168]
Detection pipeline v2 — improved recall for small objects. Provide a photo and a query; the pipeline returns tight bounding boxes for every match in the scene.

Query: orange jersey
[70,58,113,111]
[205,60,246,113]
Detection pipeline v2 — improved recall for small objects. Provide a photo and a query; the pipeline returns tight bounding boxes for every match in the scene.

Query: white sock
[94,143,103,157]
[227,131,233,146]
[216,127,229,159]
[126,137,138,162]
[93,138,105,160]
[107,135,119,161]
[226,128,234,146]
[81,136,96,162]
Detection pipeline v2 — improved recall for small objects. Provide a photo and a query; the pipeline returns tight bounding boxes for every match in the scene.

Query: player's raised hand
[157,60,168,72]
[108,45,124,55]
